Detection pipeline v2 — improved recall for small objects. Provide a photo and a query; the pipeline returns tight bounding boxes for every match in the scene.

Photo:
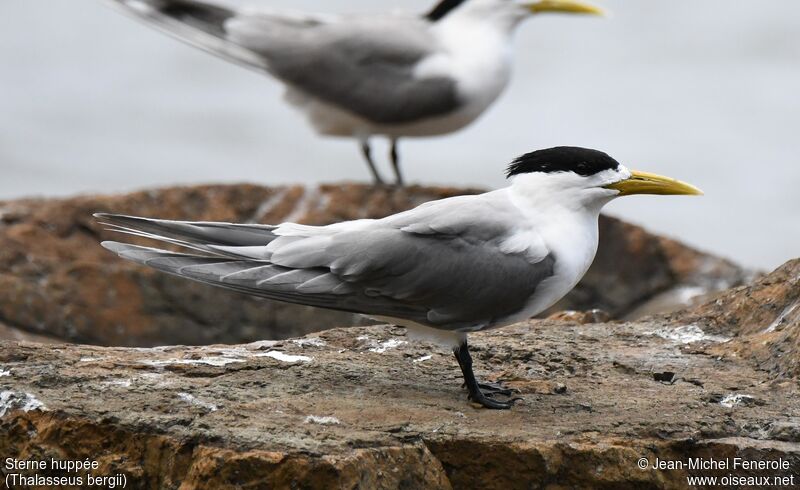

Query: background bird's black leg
[360,140,385,185]
[453,341,519,409]
[390,139,404,187]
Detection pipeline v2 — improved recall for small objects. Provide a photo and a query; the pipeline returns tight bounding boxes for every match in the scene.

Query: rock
[547,309,611,324]
[1,261,799,488]
[0,184,750,347]
[668,258,800,379]
[0,323,58,344]
[550,216,754,319]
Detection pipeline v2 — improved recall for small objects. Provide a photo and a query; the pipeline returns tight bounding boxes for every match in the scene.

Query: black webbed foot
[454,341,523,410]
[460,380,519,397]
[468,385,523,409]
[477,381,520,397]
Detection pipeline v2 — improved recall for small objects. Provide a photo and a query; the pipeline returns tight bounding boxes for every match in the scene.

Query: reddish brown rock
[0,184,750,347]
[667,259,800,379]
[1,261,798,488]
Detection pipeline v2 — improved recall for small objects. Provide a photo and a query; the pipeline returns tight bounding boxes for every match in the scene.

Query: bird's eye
[576,162,589,172]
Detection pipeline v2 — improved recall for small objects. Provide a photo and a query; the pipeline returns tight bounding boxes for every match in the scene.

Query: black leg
[390,140,404,187]
[453,341,521,409]
[361,140,385,185]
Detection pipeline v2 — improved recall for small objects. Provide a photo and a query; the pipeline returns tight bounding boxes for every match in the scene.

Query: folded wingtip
[94,212,128,223]
[100,241,128,254]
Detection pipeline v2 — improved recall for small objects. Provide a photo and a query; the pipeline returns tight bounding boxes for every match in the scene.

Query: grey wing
[290,226,555,330]
[97,206,554,332]
[233,19,461,124]
[106,0,461,124]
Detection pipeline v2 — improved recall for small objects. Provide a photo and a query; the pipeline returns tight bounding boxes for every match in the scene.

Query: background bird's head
[427,0,605,30]
[507,147,702,212]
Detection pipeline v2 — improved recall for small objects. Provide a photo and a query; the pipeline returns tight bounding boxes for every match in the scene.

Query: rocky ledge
[1,260,798,488]
[0,183,749,347]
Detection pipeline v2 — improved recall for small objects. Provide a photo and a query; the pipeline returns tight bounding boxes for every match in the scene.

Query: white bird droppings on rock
[720,394,755,408]
[413,355,433,363]
[245,340,280,350]
[178,393,218,412]
[200,347,250,358]
[256,351,312,363]
[0,391,47,417]
[369,339,407,353]
[141,357,246,368]
[0,369,10,377]
[646,325,730,344]
[292,337,326,347]
[764,301,799,333]
[102,379,133,388]
[304,415,340,426]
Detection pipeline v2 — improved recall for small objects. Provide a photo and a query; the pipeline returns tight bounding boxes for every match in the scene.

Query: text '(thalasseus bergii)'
[96,146,701,408]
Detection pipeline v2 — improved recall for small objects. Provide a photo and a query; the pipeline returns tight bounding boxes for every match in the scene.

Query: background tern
[104,0,604,185]
[97,146,701,408]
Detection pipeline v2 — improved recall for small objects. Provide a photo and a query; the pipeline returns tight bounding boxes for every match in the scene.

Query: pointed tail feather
[103,0,269,72]
[100,241,359,310]
[95,213,277,245]
[98,216,431,323]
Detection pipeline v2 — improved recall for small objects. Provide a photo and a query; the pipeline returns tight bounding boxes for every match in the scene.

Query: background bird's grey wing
[108,0,461,124]
[99,195,555,331]
[228,18,462,124]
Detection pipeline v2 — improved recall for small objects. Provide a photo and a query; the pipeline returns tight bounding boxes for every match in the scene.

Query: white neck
[420,4,522,119]
[501,173,618,317]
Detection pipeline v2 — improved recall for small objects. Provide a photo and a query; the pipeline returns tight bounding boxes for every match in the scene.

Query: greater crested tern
[96,146,701,409]
[104,0,604,185]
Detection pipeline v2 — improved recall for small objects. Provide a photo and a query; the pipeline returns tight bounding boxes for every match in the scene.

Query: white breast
[498,185,603,325]
[284,15,515,139]
[407,18,514,135]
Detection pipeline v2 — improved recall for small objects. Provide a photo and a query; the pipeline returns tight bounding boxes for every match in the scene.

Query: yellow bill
[527,0,606,16]
[605,170,704,196]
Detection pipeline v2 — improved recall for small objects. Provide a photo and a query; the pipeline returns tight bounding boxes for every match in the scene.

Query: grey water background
[1,0,798,270]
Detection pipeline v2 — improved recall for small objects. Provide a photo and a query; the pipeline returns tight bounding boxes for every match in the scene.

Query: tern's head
[427,0,604,28]
[507,146,702,212]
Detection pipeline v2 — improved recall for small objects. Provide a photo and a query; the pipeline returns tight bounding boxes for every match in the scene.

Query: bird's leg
[389,139,405,187]
[453,341,521,409]
[360,140,385,185]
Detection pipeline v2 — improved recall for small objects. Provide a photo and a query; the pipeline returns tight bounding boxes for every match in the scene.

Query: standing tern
[96,146,702,409]
[104,0,604,185]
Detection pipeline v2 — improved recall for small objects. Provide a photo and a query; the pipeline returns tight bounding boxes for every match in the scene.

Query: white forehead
[594,165,631,184]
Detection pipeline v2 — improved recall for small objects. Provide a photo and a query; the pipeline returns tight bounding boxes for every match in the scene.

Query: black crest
[506,147,620,178]
[426,0,467,21]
